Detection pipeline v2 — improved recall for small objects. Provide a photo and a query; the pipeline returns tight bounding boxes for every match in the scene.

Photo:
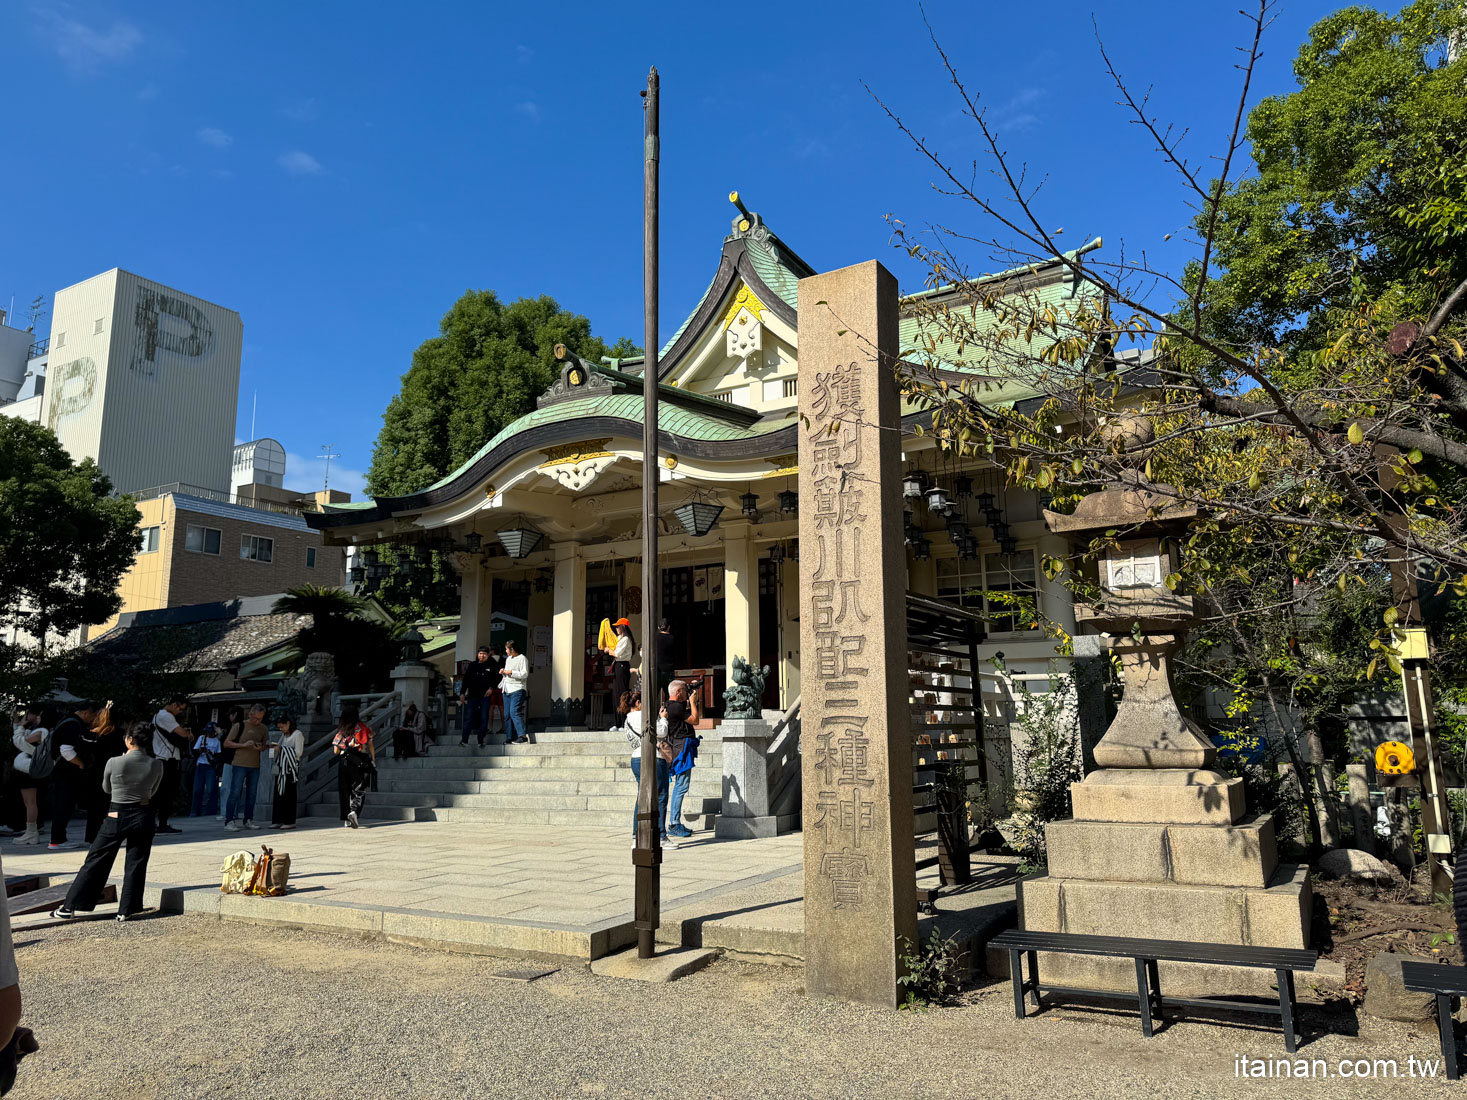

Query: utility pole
[634,64,662,960]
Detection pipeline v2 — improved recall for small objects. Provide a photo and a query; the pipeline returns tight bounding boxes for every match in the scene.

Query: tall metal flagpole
[634,65,662,960]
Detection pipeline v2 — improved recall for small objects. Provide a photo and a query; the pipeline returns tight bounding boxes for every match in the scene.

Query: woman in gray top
[51,722,164,922]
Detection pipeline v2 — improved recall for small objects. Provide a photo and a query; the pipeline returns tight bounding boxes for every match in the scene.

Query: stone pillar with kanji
[796,260,918,1008]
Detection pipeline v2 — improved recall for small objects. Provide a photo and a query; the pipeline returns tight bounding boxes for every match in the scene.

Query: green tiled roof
[743,237,803,311]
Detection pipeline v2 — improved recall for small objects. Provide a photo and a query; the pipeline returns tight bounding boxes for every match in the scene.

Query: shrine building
[306,202,1102,728]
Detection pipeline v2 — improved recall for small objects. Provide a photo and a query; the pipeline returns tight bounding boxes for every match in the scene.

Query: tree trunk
[1305,725,1342,848]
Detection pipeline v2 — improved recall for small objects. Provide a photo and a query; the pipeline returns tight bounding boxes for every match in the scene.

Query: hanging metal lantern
[959,535,979,561]
[534,572,552,593]
[945,514,968,538]
[496,527,544,558]
[769,542,786,565]
[977,491,996,513]
[925,485,950,515]
[413,544,432,566]
[740,490,760,519]
[674,501,724,537]
[955,475,974,498]
[912,535,932,561]
[396,556,415,579]
[901,470,929,499]
[1000,537,1019,556]
[778,489,798,515]
[361,548,380,569]
[991,521,1011,542]
[348,564,366,586]
[464,531,483,555]
[788,538,799,562]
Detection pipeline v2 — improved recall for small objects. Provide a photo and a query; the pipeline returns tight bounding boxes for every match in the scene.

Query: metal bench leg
[1026,950,1040,1010]
[1276,969,1298,1054]
[1436,993,1458,1081]
[1009,948,1025,1020]
[1135,958,1154,1038]
[1146,958,1162,1028]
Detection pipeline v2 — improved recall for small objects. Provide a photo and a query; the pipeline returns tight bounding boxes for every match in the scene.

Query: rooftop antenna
[318,443,340,492]
[250,391,257,441]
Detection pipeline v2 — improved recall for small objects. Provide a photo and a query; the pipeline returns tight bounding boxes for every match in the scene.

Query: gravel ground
[10,915,1452,1099]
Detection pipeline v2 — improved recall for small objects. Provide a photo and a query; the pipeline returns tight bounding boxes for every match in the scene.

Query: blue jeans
[668,767,693,831]
[463,697,490,742]
[503,691,527,741]
[190,762,219,816]
[225,765,260,824]
[629,755,669,838]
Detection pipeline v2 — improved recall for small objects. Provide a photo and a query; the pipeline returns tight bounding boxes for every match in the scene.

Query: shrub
[1007,672,1082,870]
[897,931,966,1009]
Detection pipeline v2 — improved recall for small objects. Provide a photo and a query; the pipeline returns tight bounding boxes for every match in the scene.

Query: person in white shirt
[499,640,530,744]
[150,698,191,834]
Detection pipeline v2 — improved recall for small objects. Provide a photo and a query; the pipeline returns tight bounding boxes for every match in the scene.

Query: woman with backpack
[9,704,55,846]
[190,722,223,817]
[332,704,374,829]
[271,714,304,830]
[621,691,669,844]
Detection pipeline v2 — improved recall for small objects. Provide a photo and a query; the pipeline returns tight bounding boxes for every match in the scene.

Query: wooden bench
[991,929,1317,1053]
[1400,960,1466,1080]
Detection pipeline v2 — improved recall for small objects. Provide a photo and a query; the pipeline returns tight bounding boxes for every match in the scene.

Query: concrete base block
[1070,768,1244,825]
[1045,816,1278,888]
[590,945,719,983]
[1013,864,1312,997]
[714,815,780,840]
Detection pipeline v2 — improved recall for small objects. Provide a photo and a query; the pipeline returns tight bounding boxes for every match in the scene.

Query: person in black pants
[459,647,495,747]
[150,697,191,834]
[48,701,100,850]
[51,723,164,922]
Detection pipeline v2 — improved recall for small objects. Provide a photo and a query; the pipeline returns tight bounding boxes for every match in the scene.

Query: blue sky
[1,0,1342,499]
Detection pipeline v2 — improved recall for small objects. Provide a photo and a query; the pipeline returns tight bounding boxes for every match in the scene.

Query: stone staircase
[304,728,724,830]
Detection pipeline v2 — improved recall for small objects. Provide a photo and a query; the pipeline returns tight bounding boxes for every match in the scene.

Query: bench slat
[1400,961,1467,996]
[991,929,1316,971]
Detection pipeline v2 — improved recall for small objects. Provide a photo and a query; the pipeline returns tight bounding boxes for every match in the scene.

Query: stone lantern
[1014,435,1310,999]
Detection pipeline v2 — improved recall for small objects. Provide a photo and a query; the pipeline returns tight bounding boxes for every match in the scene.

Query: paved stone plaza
[7,818,805,958]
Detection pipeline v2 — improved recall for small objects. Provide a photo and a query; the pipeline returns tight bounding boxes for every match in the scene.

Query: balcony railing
[28,337,48,358]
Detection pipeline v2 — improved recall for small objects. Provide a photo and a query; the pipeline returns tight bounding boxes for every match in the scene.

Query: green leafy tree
[0,417,140,702]
[367,292,638,497]
[364,292,636,618]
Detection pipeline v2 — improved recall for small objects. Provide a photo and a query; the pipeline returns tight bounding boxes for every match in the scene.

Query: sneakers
[224,821,241,832]
[115,913,133,923]
[242,821,259,830]
[47,840,81,851]
[667,825,694,839]
[458,738,469,747]
[49,907,78,921]
[347,811,360,829]
[13,827,39,846]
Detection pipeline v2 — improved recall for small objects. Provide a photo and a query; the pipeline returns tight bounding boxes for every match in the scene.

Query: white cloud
[515,101,540,122]
[196,126,233,149]
[282,97,318,122]
[282,451,366,499]
[987,88,1044,133]
[34,6,142,72]
[277,150,323,176]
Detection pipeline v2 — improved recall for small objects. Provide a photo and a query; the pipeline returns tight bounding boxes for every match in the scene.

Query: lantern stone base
[1069,768,1244,825]
[1014,865,1312,997]
[1045,815,1278,889]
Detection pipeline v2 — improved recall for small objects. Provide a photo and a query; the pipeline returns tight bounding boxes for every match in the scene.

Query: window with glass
[138,526,159,553]
[185,525,221,555]
[936,549,1041,633]
[306,546,317,568]
[241,534,274,563]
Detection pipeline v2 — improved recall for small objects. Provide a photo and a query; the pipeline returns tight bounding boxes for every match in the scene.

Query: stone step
[380,755,722,774]
[392,742,724,760]
[303,803,416,822]
[425,806,719,829]
[377,765,627,783]
[378,777,723,798]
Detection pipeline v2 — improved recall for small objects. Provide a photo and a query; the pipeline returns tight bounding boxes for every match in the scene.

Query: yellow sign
[1375,740,1415,775]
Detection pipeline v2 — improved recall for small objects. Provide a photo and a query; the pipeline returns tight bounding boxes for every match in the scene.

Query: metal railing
[128,481,314,518]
